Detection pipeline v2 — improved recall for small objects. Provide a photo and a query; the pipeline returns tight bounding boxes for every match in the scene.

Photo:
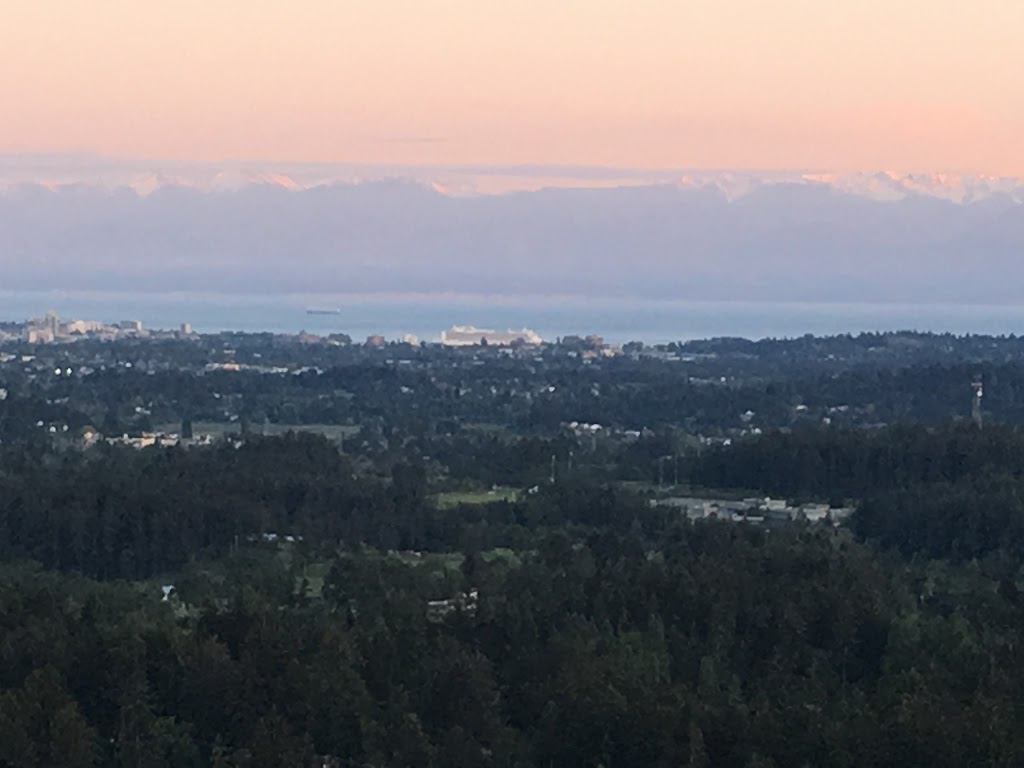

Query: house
[427,588,479,622]
[800,503,831,522]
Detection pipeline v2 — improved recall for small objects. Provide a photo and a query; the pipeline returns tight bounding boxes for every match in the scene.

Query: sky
[2,0,1023,173]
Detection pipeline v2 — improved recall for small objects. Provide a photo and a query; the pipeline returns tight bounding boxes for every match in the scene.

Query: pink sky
[3,0,1022,173]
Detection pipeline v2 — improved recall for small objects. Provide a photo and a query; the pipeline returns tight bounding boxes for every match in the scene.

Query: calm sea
[3,291,1024,344]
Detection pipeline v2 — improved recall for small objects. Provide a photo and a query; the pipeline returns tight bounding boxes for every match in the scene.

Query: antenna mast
[971,376,984,429]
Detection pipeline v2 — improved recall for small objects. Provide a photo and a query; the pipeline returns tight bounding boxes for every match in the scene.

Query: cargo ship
[305,308,342,315]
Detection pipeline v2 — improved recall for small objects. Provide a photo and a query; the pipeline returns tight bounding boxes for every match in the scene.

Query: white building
[25,328,55,344]
[440,325,542,347]
[63,319,105,335]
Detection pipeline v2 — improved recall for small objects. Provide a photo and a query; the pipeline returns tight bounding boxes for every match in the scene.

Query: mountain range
[2,154,1022,202]
[1,155,1021,303]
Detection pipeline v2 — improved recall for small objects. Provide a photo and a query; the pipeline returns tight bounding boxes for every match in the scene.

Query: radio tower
[971,377,984,429]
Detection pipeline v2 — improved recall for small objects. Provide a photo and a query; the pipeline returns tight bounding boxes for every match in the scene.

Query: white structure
[63,319,104,335]
[440,325,542,347]
[25,328,55,344]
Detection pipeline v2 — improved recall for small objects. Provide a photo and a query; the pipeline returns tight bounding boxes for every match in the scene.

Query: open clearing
[435,487,520,508]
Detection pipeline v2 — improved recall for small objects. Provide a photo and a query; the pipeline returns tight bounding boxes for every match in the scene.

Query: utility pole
[658,454,675,489]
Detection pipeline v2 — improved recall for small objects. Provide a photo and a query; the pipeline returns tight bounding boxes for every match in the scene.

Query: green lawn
[434,487,519,509]
[299,560,334,598]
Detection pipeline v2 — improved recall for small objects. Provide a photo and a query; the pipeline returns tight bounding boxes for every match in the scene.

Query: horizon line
[0,150,1013,179]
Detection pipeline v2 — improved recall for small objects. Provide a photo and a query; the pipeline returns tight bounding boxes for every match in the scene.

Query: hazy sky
[3,0,1022,172]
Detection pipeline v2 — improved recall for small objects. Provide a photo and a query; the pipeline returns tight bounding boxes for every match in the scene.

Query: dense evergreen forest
[3,426,1024,765]
[6,332,1024,765]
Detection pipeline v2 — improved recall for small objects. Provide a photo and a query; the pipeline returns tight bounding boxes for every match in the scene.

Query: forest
[5,333,1024,765]
[2,425,1024,765]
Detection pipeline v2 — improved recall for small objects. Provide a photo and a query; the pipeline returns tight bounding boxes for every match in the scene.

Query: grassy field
[299,560,334,598]
[435,487,520,509]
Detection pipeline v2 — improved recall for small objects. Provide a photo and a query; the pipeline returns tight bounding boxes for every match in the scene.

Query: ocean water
[3,290,1024,344]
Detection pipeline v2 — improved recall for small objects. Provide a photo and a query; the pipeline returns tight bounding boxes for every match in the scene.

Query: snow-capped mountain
[2,156,1022,305]
[0,154,1021,203]
[668,170,1024,204]
[799,171,1024,204]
